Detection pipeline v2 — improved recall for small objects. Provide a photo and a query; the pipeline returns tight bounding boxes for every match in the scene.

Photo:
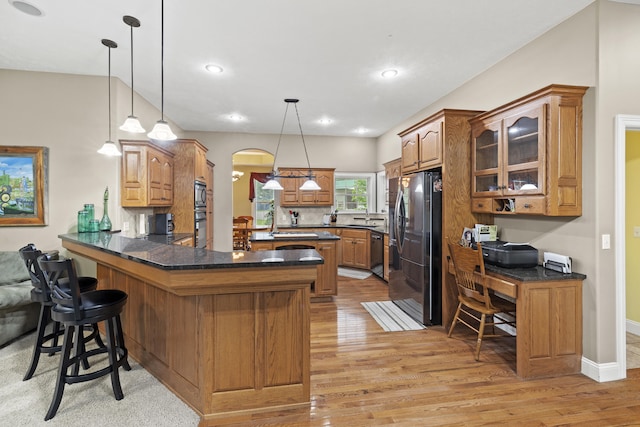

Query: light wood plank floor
[216,276,640,426]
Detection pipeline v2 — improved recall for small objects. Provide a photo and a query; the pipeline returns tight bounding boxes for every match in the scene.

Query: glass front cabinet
[470,85,587,216]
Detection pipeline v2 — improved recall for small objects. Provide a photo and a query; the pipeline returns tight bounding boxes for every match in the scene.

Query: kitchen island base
[62,240,313,425]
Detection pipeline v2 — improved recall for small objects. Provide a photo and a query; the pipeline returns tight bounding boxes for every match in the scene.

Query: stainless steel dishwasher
[370,231,384,279]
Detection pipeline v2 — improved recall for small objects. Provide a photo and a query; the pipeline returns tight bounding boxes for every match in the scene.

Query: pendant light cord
[293,103,312,172]
[129,23,134,116]
[161,0,165,121]
[108,46,112,141]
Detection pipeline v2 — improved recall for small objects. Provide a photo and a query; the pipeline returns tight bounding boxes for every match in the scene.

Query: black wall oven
[195,180,207,209]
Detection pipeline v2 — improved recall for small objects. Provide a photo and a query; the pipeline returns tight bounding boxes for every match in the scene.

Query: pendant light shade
[97,38,122,157]
[265,99,320,191]
[120,15,145,133]
[148,0,176,141]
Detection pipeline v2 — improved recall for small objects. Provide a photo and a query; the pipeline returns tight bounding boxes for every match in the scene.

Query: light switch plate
[602,234,610,250]
[634,226,640,238]
[123,222,130,232]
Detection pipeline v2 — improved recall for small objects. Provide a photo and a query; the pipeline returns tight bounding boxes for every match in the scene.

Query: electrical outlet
[602,234,610,250]
[123,222,130,232]
[634,226,640,238]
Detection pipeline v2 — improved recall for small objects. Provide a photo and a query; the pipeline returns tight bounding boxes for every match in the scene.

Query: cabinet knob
[524,204,532,208]
[478,203,484,208]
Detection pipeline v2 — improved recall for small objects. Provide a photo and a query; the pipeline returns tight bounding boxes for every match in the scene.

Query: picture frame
[0,146,48,226]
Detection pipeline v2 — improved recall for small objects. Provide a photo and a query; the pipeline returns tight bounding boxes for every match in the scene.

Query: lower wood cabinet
[340,229,370,270]
[172,236,193,247]
[250,239,337,297]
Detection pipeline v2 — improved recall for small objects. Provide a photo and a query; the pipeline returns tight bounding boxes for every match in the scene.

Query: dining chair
[233,217,249,250]
[447,239,516,361]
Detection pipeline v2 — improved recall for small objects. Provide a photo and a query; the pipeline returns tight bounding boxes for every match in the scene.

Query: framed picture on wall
[0,146,48,226]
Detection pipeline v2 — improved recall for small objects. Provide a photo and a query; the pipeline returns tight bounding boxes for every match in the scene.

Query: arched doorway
[232,149,274,229]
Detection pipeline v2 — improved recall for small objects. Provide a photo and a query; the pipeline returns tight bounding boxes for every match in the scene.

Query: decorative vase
[99,186,112,231]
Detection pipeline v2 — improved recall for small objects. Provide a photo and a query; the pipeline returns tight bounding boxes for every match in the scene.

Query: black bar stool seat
[18,244,104,381]
[38,254,130,421]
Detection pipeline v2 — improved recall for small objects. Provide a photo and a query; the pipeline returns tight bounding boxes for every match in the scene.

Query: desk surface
[485,264,586,282]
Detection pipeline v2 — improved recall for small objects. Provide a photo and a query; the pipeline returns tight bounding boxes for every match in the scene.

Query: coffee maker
[149,213,174,235]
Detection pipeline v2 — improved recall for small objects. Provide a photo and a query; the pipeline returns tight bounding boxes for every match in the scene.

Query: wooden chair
[237,215,253,229]
[233,217,249,250]
[447,239,516,361]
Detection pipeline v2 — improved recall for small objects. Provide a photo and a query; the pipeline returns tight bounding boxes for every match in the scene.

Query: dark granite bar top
[485,264,587,282]
[59,233,323,271]
[143,233,193,245]
[250,230,340,242]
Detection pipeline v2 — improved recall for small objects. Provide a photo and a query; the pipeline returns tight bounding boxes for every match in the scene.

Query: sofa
[0,251,39,347]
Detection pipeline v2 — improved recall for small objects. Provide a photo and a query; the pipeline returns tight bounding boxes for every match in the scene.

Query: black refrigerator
[388,170,442,325]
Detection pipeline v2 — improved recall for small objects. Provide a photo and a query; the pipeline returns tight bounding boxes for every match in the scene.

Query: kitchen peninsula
[59,232,322,426]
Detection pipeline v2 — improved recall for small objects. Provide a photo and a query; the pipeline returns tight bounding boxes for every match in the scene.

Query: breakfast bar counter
[59,233,321,426]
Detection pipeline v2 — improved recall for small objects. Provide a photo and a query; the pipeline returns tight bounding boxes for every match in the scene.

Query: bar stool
[38,254,130,421]
[18,243,104,381]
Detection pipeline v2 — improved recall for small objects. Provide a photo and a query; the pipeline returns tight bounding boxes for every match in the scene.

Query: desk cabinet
[470,84,587,216]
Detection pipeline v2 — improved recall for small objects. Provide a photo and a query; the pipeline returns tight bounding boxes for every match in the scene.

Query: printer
[477,240,539,268]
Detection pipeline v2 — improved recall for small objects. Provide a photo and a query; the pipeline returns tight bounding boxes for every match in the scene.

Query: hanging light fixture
[147,0,177,141]
[232,170,244,181]
[97,39,122,157]
[119,15,145,133]
[263,99,321,191]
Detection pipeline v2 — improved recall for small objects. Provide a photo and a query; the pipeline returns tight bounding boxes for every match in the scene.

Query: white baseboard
[627,318,640,335]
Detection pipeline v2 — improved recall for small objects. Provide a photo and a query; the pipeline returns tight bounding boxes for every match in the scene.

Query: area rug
[361,301,427,332]
[338,267,372,280]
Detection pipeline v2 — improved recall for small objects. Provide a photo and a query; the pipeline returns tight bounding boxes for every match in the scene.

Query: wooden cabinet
[251,239,337,297]
[400,119,443,172]
[384,158,402,180]
[399,109,492,328]
[194,144,208,184]
[206,160,214,250]
[340,228,369,269]
[278,167,334,206]
[470,84,587,216]
[120,140,174,207]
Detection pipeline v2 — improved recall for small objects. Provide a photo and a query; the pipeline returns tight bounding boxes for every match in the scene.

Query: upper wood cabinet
[120,140,174,207]
[195,145,208,184]
[278,167,335,206]
[469,84,587,216]
[383,158,401,180]
[400,119,444,173]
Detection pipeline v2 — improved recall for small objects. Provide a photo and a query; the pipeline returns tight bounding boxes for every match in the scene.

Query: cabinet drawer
[472,198,494,213]
[340,229,369,239]
[515,197,545,215]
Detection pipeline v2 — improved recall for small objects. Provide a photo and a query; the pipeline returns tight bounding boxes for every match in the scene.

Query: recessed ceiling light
[228,114,243,121]
[205,64,223,73]
[9,0,43,16]
[381,69,398,79]
[318,118,332,125]
[355,128,369,134]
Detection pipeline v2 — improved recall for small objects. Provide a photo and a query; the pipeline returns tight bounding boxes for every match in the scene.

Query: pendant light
[148,0,177,141]
[119,15,145,133]
[97,39,122,157]
[263,99,321,191]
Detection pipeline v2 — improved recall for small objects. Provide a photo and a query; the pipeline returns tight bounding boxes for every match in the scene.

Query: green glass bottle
[99,186,112,232]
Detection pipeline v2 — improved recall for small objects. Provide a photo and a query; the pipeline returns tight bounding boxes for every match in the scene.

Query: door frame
[614,114,640,379]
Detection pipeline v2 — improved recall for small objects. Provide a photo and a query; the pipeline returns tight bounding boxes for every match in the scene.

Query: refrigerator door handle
[394,185,405,255]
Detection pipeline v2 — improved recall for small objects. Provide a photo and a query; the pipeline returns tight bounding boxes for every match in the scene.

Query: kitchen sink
[344,224,381,229]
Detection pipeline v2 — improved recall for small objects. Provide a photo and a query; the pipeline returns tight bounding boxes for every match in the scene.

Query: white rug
[361,301,427,332]
[338,267,372,280]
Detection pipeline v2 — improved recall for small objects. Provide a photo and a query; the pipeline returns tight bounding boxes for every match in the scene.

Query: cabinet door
[149,153,172,206]
[194,145,208,183]
[341,238,355,266]
[504,105,545,195]
[280,169,301,206]
[315,241,337,296]
[472,119,502,196]
[401,133,419,173]
[353,237,369,269]
[418,120,443,170]
[312,170,334,205]
[121,146,145,206]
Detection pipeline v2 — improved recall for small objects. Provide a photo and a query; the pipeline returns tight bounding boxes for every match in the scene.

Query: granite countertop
[250,230,341,242]
[59,233,323,271]
[485,264,587,282]
[276,223,388,234]
[143,233,193,245]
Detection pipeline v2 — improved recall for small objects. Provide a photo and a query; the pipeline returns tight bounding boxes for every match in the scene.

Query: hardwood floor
[214,276,640,426]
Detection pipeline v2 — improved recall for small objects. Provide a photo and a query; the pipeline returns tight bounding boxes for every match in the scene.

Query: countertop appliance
[479,241,538,268]
[389,170,442,325]
[150,213,174,235]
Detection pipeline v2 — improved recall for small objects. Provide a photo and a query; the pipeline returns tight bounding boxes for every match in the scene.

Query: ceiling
[0,0,595,138]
